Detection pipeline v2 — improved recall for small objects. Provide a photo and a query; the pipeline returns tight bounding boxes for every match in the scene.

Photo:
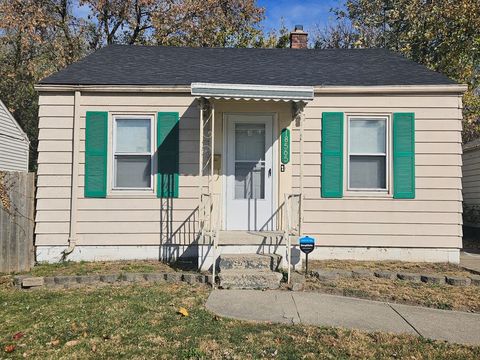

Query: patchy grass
[1,283,479,359]
[306,277,480,313]
[20,260,178,277]
[309,260,473,277]
[306,260,480,312]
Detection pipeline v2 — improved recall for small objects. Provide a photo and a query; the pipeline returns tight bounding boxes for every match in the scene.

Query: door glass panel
[235,123,265,161]
[235,162,265,199]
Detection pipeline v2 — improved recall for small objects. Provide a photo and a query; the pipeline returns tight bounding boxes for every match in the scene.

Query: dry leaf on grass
[12,332,24,340]
[65,340,80,347]
[178,307,189,317]
[4,344,16,353]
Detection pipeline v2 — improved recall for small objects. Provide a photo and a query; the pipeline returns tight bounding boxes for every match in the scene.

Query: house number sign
[281,128,290,164]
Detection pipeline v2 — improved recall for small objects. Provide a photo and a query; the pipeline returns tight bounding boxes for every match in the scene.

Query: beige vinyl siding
[35,92,200,247]
[0,101,29,171]
[462,147,480,206]
[292,94,463,249]
[35,91,463,252]
[35,93,75,245]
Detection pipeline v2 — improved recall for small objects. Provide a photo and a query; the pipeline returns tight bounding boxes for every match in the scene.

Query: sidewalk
[206,290,480,346]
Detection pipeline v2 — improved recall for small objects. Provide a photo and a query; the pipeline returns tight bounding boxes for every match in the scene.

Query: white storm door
[225,115,274,230]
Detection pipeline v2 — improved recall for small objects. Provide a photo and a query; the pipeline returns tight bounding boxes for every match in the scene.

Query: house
[34,26,466,270]
[462,138,480,231]
[0,99,29,172]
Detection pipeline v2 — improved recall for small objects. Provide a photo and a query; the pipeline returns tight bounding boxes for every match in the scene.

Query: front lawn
[306,260,480,313]
[22,260,177,277]
[1,282,479,359]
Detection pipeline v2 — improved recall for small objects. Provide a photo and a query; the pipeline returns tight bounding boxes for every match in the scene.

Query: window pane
[235,123,265,161]
[115,155,151,188]
[349,155,386,189]
[350,119,386,154]
[116,119,151,153]
[234,162,265,199]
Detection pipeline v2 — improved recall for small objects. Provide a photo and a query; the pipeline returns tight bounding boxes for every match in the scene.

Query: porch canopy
[191,82,314,102]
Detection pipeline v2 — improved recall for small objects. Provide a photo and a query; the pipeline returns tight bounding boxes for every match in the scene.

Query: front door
[225,114,274,230]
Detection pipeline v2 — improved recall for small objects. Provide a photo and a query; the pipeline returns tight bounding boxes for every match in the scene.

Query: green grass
[23,260,177,277]
[1,283,479,359]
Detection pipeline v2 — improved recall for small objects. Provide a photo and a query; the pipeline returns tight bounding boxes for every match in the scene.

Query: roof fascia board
[463,141,480,152]
[35,84,468,95]
[313,84,468,94]
[34,84,191,92]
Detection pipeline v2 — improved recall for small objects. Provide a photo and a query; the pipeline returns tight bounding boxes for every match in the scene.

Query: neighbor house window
[113,115,154,190]
[348,116,388,191]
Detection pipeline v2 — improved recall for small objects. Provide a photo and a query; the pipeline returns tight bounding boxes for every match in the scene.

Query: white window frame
[347,115,389,192]
[111,114,155,192]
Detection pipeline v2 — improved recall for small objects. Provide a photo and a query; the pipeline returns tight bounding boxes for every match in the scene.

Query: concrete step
[219,269,283,290]
[219,254,281,271]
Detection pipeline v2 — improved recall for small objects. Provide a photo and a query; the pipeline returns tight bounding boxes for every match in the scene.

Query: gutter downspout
[62,90,81,261]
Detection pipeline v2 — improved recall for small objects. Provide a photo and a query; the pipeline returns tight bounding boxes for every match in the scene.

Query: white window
[113,115,154,190]
[348,116,388,191]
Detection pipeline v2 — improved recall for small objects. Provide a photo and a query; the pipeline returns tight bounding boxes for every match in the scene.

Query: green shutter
[321,112,344,198]
[85,111,108,198]
[393,113,415,199]
[157,112,179,198]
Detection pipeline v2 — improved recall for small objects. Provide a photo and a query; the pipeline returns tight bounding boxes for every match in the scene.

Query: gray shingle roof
[40,45,457,87]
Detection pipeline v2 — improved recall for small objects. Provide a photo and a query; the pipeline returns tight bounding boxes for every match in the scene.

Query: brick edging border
[13,272,213,289]
[311,268,480,287]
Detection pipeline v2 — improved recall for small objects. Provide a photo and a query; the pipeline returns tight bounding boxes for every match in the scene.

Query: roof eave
[35,83,468,95]
[313,84,468,94]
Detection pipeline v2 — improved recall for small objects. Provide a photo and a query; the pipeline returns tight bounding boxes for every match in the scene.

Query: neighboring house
[34,27,466,268]
[462,138,480,226]
[0,100,29,172]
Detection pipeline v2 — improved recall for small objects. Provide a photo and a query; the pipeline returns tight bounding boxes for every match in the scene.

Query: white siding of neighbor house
[462,146,480,206]
[0,100,29,172]
[35,91,463,256]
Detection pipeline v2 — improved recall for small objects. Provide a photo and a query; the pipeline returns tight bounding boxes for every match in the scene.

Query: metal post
[305,253,309,275]
[198,99,204,228]
[298,103,305,236]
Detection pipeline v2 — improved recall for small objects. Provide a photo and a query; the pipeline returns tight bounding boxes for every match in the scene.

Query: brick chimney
[290,25,308,49]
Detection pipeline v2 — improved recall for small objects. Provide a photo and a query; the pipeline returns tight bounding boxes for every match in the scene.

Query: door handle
[268,168,272,177]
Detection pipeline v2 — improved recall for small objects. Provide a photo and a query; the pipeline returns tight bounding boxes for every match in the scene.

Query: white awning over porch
[191,82,314,102]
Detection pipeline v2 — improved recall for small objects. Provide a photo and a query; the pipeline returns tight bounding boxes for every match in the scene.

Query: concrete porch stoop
[218,254,284,290]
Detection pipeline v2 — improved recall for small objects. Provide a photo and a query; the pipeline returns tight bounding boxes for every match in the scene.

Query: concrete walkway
[206,290,480,346]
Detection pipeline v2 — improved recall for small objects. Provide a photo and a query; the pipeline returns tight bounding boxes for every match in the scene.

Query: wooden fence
[0,171,35,273]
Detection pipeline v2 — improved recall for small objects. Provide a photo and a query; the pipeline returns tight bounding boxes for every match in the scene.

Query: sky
[257,0,343,33]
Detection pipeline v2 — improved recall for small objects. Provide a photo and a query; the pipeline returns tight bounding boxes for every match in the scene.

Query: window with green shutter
[85,111,108,198]
[393,113,415,199]
[321,112,344,198]
[157,112,179,198]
